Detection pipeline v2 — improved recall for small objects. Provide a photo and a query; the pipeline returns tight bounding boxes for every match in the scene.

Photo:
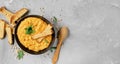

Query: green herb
[53,16,57,23]
[25,25,34,34]
[50,47,57,52]
[44,39,49,43]
[51,47,57,49]
[17,50,24,60]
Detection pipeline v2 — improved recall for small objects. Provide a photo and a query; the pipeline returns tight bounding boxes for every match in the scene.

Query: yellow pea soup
[17,17,52,52]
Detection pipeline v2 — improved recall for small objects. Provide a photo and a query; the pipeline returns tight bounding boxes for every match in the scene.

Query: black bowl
[15,15,56,54]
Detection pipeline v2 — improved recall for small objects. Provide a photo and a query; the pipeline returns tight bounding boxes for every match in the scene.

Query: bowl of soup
[15,15,56,54]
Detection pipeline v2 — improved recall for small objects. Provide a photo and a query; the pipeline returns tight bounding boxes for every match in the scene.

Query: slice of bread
[32,24,53,39]
[37,37,44,42]
[5,24,14,44]
[11,8,28,27]
[0,7,14,21]
[0,19,5,39]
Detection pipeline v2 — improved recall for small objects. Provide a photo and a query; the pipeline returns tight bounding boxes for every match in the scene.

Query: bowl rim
[14,15,56,54]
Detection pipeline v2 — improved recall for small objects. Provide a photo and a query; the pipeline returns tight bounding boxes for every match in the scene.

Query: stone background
[0,0,120,64]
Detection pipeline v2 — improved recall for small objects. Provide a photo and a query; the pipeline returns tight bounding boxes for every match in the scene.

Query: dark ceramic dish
[15,15,56,54]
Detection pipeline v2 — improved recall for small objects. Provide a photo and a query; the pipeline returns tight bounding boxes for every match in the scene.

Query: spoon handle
[52,40,62,64]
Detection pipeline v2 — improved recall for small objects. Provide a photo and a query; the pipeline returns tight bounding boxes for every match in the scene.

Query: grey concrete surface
[0,0,120,64]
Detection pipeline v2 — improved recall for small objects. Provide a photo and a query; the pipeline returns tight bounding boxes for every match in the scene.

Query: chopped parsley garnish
[53,16,57,23]
[51,47,57,49]
[50,47,57,52]
[25,25,34,34]
[17,50,24,60]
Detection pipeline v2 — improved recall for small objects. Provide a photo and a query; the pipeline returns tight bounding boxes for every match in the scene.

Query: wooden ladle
[52,26,69,64]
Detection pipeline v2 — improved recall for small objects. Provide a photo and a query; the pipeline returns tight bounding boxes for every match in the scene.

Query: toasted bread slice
[0,7,14,21]
[32,24,53,39]
[37,37,44,42]
[0,19,5,39]
[11,8,28,27]
[5,24,14,44]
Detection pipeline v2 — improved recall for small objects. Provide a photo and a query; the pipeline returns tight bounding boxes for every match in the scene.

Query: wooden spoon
[52,26,69,64]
